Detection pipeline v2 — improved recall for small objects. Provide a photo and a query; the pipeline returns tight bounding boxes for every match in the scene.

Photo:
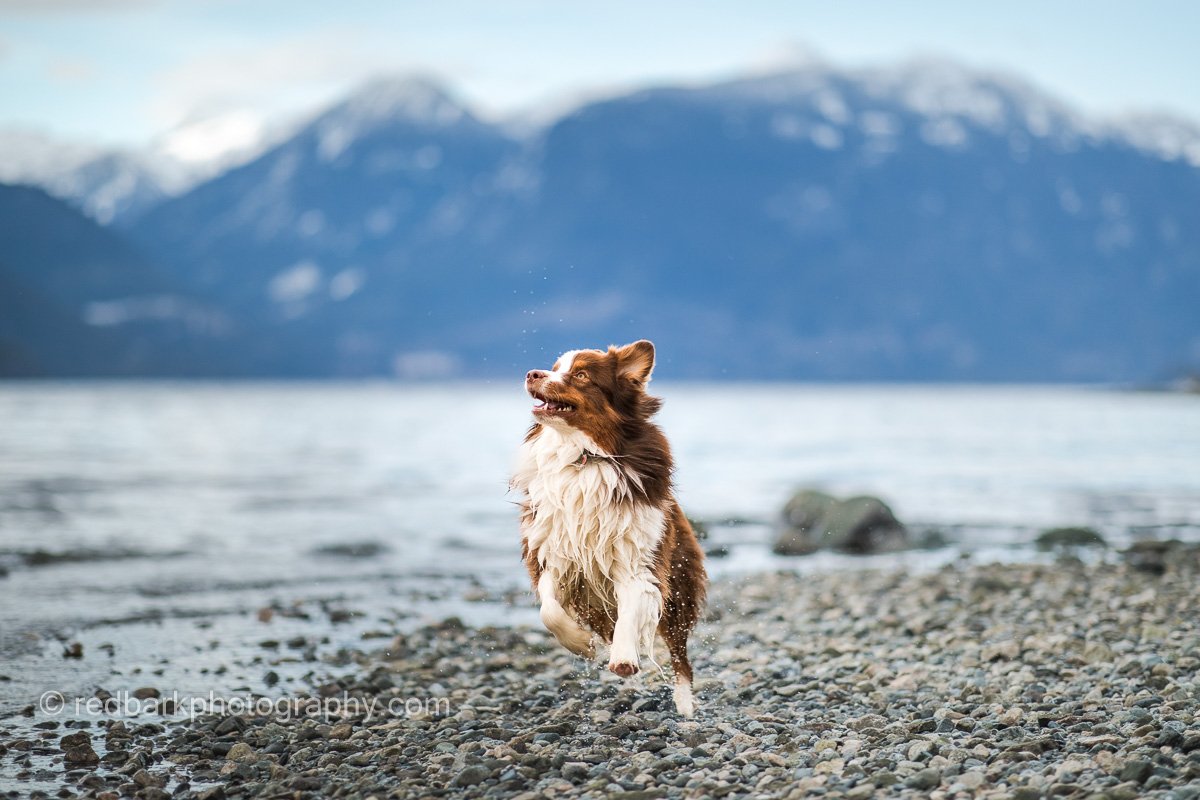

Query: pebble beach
[4,549,1199,800]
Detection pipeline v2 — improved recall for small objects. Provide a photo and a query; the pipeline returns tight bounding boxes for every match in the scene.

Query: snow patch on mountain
[337,76,468,127]
[329,268,365,300]
[311,76,479,164]
[150,109,302,183]
[1111,113,1200,167]
[82,294,230,334]
[268,261,322,304]
[0,128,100,179]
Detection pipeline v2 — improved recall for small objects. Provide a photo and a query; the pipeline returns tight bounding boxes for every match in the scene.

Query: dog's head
[525,340,662,447]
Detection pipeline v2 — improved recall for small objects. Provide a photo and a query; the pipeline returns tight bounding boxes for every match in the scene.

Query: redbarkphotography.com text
[38,690,451,722]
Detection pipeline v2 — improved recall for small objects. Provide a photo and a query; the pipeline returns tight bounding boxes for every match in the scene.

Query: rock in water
[225,742,256,763]
[1121,539,1199,574]
[773,489,908,555]
[820,496,908,553]
[1035,526,1107,550]
[63,742,99,766]
[773,489,837,554]
[60,731,90,749]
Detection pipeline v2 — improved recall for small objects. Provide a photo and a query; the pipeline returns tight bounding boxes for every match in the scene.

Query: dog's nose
[526,370,547,383]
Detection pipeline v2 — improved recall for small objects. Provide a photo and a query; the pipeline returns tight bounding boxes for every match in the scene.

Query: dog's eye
[574,371,588,381]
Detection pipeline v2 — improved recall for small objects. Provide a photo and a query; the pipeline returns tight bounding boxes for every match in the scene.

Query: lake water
[1,382,1198,720]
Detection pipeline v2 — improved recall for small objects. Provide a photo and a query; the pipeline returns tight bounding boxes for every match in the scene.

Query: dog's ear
[613,340,655,388]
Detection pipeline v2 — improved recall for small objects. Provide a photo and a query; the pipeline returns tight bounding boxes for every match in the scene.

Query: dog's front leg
[608,574,662,677]
[537,574,595,658]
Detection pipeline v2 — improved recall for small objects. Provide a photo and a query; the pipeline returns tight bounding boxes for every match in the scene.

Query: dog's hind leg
[537,574,595,658]
[658,507,704,716]
[664,629,696,717]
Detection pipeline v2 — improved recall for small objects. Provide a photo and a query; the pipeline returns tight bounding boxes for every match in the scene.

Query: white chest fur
[513,426,665,606]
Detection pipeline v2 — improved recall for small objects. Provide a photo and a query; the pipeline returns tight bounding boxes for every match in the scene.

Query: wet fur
[511,341,707,716]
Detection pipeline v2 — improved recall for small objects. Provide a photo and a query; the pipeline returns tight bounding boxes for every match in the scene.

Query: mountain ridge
[5,61,1200,226]
[4,59,1199,380]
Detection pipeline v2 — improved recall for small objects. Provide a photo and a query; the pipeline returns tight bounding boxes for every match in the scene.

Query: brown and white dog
[511,340,707,717]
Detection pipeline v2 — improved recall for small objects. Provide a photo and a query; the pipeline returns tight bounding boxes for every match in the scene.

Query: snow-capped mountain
[0,109,299,225]
[0,78,496,228]
[669,58,1200,166]
[4,63,1198,227]
[0,128,174,224]
[5,61,1200,379]
[130,76,518,318]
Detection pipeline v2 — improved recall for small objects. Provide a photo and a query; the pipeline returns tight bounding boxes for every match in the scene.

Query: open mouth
[529,390,576,415]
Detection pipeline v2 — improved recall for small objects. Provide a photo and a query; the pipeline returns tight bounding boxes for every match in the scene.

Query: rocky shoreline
[5,552,1200,800]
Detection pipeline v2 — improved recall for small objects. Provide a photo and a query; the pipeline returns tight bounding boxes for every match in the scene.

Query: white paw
[673,679,696,717]
[560,628,596,659]
[540,604,594,658]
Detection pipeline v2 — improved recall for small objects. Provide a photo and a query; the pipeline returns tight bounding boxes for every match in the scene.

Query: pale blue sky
[2,0,1198,148]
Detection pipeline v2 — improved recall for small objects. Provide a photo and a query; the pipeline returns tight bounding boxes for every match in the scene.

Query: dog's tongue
[533,399,547,408]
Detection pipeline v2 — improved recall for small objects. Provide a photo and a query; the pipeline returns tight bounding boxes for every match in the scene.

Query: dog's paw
[541,604,596,658]
[557,636,595,659]
[557,629,595,659]
[607,660,639,677]
[673,679,696,717]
